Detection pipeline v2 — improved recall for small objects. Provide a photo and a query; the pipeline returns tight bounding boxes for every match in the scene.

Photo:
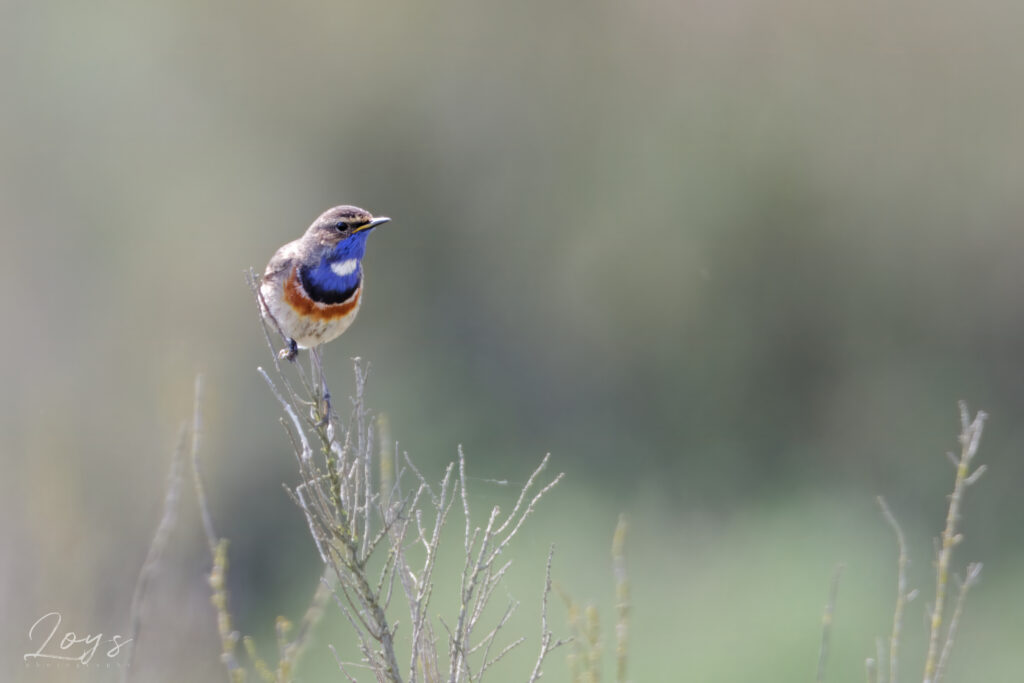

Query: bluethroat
[259,205,390,361]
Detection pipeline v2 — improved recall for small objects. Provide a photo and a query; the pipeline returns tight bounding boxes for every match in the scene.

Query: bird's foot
[278,338,299,362]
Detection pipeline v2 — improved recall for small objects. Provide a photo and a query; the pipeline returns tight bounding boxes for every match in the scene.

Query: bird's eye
[335,222,347,231]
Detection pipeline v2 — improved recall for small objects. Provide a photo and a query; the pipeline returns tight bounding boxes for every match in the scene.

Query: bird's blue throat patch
[299,232,369,304]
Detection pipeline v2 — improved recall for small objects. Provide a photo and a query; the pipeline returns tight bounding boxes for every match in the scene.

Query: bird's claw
[278,338,299,362]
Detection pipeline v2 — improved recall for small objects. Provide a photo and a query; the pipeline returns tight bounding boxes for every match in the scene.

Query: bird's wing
[262,240,302,282]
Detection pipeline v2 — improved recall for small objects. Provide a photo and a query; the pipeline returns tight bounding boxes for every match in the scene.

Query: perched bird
[259,205,390,360]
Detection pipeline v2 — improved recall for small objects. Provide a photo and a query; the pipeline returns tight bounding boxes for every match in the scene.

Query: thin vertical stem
[877,496,909,683]
[816,564,844,683]
[923,404,985,683]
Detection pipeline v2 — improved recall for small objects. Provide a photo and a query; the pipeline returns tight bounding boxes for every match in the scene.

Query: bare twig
[816,564,844,683]
[188,375,245,682]
[934,562,982,683]
[449,451,564,683]
[866,657,878,683]
[612,514,630,683]
[922,403,986,683]
[122,424,187,682]
[528,545,567,682]
[328,644,362,683]
[189,376,218,556]
[876,496,911,683]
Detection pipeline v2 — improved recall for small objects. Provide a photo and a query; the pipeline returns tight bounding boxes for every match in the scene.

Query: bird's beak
[355,216,391,233]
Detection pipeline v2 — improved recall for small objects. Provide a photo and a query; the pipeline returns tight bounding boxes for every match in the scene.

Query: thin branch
[923,404,986,683]
[866,657,878,683]
[122,424,187,682]
[493,453,553,538]
[528,545,567,682]
[479,636,525,680]
[328,645,362,683]
[815,564,844,683]
[612,514,630,683]
[934,563,982,683]
[877,496,910,683]
[258,367,312,464]
[187,375,245,682]
[188,375,218,555]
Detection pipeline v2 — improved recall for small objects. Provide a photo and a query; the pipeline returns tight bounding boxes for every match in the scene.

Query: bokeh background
[3,0,1023,680]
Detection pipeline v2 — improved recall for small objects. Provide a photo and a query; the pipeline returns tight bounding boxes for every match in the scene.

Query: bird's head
[306,205,391,256]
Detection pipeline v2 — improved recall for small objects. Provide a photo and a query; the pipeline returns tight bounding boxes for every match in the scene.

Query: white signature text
[24,611,131,665]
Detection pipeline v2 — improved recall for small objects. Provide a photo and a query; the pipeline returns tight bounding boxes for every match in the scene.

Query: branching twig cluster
[183,272,566,682]
[259,352,563,681]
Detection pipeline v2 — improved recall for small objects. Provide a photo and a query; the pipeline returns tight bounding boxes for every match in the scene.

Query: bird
[259,205,390,361]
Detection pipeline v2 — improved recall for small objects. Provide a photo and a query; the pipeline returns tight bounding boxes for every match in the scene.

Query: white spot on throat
[330,258,359,278]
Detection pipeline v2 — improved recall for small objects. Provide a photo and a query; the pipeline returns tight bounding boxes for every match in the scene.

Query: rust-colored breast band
[283,265,361,321]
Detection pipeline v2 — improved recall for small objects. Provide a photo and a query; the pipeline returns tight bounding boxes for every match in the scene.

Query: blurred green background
[3,0,1023,680]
